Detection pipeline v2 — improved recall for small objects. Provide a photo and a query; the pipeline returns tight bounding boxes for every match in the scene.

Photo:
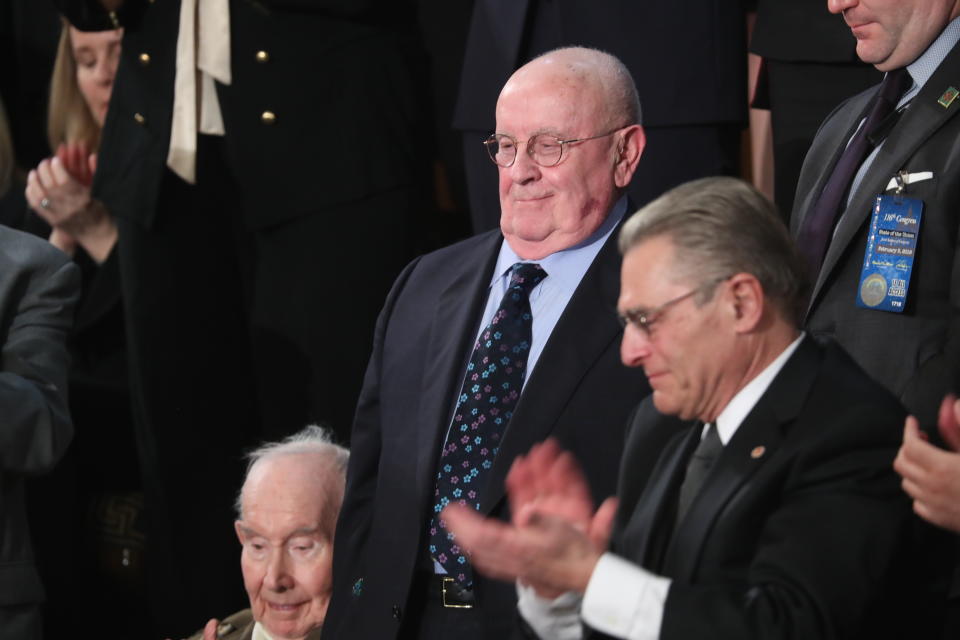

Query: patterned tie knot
[507,262,547,298]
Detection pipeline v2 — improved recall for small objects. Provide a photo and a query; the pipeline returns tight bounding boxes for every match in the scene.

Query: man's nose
[620,323,651,368]
[265,551,295,591]
[827,0,856,16]
[506,144,541,184]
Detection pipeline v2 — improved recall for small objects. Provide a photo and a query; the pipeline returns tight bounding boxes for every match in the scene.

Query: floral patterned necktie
[428,262,547,586]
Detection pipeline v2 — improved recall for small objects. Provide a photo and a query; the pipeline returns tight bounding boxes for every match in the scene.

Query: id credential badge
[856,190,923,313]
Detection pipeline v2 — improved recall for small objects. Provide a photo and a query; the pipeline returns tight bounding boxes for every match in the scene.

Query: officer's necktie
[428,261,547,586]
[675,423,723,529]
[796,68,911,279]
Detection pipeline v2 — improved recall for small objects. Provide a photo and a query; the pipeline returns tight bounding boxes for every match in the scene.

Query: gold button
[261,110,276,124]
[255,50,270,63]
[133,112,146,125]
[139,52,151,65]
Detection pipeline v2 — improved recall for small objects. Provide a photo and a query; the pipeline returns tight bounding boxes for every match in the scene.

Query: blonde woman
[25,22,121,262]
[22,20,147,640]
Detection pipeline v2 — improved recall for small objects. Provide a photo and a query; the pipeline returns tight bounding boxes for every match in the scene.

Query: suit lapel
[478,227,624,513]
[617,427,698,569]
[662,337,820,581]
[414,233,503,500]
[808,43,960,312]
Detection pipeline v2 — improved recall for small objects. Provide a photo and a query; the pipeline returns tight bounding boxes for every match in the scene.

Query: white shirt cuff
[516,581,584,640]
[580,553,670,640]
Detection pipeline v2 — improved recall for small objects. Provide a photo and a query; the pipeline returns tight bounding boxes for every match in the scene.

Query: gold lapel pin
[750,446,766,459]
[938,86,959,108]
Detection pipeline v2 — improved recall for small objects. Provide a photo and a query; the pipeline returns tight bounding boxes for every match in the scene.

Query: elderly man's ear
[613,124,645,188]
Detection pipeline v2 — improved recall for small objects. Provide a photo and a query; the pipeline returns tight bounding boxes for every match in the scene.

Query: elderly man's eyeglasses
[484,129,622,168]
[617,278,728,336]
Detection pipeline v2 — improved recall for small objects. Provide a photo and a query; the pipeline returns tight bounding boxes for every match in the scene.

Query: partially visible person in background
[26,21,121,260]
[897,394,960,535]
[184,425,348,640]
[0,223,79,640]
[22,20,146,640]
[750,0,881,219]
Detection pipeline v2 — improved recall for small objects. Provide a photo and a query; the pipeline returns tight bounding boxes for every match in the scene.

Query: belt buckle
[441,577,474,609]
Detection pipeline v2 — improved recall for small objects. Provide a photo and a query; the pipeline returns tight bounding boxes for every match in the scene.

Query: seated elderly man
[186,426,348,640]
[445,177,931,639]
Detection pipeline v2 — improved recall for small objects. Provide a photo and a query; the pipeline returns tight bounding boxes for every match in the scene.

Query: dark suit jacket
[55,0,428,231]
[603,337,916,639]
[790,39,960,432]
[0,224,78,636]
[326,226,650,639]
[452,0,747,133]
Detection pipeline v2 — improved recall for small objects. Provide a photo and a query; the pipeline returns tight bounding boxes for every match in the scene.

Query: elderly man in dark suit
[0,224,78,639]
[445,177,920,640]
[325,47,650,639]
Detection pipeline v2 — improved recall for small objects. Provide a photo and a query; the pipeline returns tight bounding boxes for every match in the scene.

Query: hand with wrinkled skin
[895,394,960,533]
[442,439,617,598]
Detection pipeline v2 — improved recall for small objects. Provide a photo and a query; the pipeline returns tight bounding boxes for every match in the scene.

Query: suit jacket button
[392,604,402,620]
[261,110,276,125]
[138,52,151,65]
[133,112,146,125]
[255,50,270,63]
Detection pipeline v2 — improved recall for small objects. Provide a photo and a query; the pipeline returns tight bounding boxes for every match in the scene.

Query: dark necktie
[675,423,723,529]
[428,262,547,586]
[796,68,912,279]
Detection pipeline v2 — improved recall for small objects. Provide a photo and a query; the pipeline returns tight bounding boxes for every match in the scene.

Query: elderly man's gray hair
[235,425,349,533]
[618,177,808,326]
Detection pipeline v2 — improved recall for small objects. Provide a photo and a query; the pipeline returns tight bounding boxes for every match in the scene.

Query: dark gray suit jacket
[791,39,960,431]
[0,225,78,635]
[326,226,650,639]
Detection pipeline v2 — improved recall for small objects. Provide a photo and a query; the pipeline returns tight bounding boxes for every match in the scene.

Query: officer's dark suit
[325,226,650,639]
[0,225,78,640]
[599,337,920,639]
[791,38,960,433]
[791,34,960,638]
[55,2,430,636]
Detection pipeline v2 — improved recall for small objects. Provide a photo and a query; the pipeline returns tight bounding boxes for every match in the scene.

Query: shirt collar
[713,333,805,445]
[252,621,274,640]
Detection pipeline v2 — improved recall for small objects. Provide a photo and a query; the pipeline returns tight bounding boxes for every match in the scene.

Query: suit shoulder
[796,338,906,450]
[0,224,73,275]
[416,230,501,267]
[394,230,501,286]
